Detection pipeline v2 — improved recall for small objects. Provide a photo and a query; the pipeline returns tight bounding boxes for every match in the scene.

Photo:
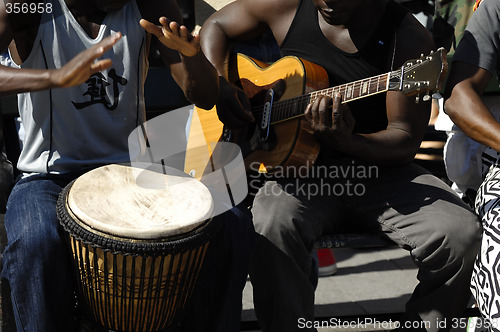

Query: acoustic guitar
[184,49,447,177]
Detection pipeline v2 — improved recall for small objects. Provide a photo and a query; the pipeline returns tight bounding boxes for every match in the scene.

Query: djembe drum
[57,164,218,332]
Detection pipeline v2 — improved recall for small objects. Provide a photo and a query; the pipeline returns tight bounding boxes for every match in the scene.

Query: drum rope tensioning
[57,164,221,332]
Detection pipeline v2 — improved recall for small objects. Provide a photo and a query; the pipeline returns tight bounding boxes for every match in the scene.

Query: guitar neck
[270,71,393,124]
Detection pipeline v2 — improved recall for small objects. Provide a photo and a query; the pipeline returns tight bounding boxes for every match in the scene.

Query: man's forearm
[330,129,422,166]
[446,93,500,153]
[0,66,54,96]
[179,50,219,109]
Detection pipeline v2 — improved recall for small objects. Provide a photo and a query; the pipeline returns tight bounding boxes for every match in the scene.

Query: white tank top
[13,0,149,174]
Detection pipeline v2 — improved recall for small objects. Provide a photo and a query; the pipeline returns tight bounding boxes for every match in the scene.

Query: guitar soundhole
[226,121,277,157]
[247,121,276,151]
[246,122,257,141]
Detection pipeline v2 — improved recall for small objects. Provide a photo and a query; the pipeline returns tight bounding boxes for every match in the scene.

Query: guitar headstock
[390,48,448,98]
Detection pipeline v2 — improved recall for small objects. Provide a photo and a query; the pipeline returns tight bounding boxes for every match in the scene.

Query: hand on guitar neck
[304,92,356,152]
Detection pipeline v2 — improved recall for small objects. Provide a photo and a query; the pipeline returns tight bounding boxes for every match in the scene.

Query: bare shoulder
[258,0,298,41]
[233,0,297,19]
[205,0,298,43]
[393,13,435,68]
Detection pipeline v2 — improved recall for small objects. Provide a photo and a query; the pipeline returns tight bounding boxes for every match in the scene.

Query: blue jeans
[2,170,255,332]
[2,170,86,332]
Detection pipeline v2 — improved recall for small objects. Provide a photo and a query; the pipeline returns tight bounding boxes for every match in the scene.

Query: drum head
[66,164,214,240]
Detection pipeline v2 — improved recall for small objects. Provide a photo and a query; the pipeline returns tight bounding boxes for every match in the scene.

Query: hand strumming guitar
[304,92,355,151]
[215,77,255,129]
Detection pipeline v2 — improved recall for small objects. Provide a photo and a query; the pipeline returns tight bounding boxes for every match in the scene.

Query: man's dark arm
[445,61,499,150]
[0,0,121,96]
[139,0,218,110]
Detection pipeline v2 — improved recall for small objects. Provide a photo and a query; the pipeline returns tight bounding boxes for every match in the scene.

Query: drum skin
[57,164,219,332]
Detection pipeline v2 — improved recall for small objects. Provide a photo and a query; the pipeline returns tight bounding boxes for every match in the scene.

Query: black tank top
[280,0,408,134]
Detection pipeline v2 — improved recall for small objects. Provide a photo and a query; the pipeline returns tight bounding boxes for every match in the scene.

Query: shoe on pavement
[317,248,338,277]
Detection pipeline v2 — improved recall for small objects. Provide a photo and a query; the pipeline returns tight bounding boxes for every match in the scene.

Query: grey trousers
[249,162,481,332]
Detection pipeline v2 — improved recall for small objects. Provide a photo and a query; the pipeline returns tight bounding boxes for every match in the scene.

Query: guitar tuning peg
[423,94,431,102]
[415,95,420,104]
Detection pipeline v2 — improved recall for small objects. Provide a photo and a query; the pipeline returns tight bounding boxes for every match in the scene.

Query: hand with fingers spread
[140,17,200,57]
[304,92,355,150]
[216,77,254,129]
[49,32,122,88]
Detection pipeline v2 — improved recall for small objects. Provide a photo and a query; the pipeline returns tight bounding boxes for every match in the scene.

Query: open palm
[140,17,200,57]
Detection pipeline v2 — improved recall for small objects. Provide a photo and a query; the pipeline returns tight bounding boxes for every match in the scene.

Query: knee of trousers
[450,213,481,263]
[3,212,66,271]
[251,181,309,247]
[413,211,481,270]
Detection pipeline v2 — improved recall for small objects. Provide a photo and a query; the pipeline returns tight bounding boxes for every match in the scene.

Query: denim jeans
[2,170,256,332]
[2,170,87,332]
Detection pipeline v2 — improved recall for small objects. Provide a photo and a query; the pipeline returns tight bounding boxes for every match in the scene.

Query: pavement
[240,246,477,332]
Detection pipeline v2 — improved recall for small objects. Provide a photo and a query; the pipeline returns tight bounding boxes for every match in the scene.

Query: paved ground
[0,235,478,332]
[240,246,477,332]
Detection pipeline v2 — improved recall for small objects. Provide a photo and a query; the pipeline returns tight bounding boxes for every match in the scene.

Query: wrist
[47,69,61,89]
[325,132,354,153]
[180,45,201,58]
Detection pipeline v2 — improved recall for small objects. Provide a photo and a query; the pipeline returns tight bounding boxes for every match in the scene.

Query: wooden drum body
[57,164,218,332]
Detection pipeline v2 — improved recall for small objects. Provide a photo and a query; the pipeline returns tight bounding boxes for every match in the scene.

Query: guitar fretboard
[269,72,391,124]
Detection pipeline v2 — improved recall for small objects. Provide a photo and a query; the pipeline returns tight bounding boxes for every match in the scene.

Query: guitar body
[193,53,329,173]
[186,49,446,178]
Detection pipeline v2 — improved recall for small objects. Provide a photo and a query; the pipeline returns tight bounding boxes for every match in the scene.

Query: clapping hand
[140,17,200,57]
[50,33,122,88]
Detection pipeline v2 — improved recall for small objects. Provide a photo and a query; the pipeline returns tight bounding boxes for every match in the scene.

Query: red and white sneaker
[317,248,338,277]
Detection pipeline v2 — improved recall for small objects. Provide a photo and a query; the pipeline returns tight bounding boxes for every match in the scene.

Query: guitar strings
[247,58,434,123]
[250,74,389,112]
[248,73,391,123]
